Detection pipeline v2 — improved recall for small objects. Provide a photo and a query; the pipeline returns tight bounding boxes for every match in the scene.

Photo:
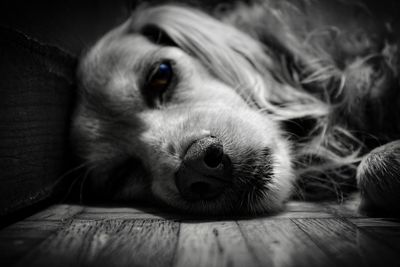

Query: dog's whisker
[79,165,97,204]
[51,162,92,193]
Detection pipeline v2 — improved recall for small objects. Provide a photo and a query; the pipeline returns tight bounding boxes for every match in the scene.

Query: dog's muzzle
[175,136,232,201]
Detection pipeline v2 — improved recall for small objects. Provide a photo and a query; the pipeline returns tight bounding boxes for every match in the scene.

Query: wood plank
[26,204,84,221]
[15,219,179,267]
[293,218,399,267]
[174,221,258,267]
[270,211,333,219]
[15,220,101,267]
[93,219,179,267]
[237,218,336,267]
[0,220,62,266]
[349,218,400,227]
[2,201,400,267]
[76,206,174,220]
[350,218,400,251]
[0,204,83,266]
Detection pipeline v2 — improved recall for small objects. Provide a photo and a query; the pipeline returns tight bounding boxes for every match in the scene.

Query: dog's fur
[72,0,400,215]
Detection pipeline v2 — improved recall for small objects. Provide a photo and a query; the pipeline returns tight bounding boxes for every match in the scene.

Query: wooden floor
[1,195,399,267]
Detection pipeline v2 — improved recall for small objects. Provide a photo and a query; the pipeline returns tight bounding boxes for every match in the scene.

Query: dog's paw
[356,140,400,216]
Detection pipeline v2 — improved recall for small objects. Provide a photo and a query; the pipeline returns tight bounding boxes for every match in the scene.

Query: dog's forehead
[77,35,159,114]
[82,35,155,81]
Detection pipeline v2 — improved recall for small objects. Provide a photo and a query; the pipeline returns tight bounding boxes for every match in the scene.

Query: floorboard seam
[235,221,264,267]
[169,220,181,267]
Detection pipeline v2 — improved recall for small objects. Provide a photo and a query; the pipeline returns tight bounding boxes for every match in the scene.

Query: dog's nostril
[176,136,232,201]
[190,182,210,196]
[203,144,224,168]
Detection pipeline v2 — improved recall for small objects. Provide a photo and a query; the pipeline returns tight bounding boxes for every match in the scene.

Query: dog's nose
[175,136,232,201]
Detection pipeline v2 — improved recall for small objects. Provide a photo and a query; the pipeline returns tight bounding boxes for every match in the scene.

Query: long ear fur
[224,0,400,199]
[225,0,400,135]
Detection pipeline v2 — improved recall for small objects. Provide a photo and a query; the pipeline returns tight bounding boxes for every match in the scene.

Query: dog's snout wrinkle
[175,136,232,201]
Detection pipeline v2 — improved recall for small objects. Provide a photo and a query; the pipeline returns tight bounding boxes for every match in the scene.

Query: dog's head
[72,5,295,215]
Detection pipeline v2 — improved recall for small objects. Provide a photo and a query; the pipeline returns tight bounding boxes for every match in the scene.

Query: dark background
[1,0,397,56]
[0,0,132,55]
[0,0,238,55]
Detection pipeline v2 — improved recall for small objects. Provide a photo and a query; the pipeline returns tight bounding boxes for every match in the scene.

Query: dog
[71,0,400,215]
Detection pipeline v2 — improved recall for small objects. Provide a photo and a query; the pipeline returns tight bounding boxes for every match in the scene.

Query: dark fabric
[0,27,77,216]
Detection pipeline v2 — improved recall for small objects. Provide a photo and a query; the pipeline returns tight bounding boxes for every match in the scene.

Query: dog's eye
[146,62,173,94]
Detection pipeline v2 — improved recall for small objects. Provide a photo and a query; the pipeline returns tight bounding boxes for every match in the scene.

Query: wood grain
[0,204,82,266]
[293,218,399,267]
[0,220,62,266]
[16,219,179,267]
[76,206,175,220]
[174,221,256,267]
[1,201,400,267]
[237,218,336,267]
[26,204,84,221]
[92,219,179,267]
[349,218,400,251]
